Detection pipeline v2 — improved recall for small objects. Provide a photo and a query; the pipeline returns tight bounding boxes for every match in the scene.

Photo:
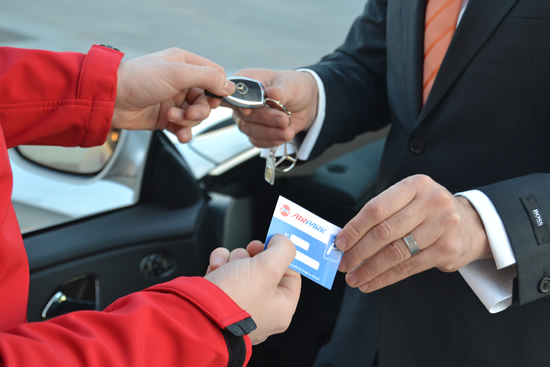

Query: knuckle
[438,264,454,273]
[441,193,455,208]
[345,244,365,266]
[166,47,181,56]
[393,261,412,278]
[356,261,378,280]
[345,219,366,243]
[409,174,432,187]
[371,220,393,243]
[384,241,409,263]
[443,212,461,229]
[364,199,386,222]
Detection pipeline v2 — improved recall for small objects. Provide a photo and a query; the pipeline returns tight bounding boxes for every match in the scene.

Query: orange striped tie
[423,0,461,104]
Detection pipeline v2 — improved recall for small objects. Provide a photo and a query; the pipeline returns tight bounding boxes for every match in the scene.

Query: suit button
[409,137,426,154]
[538,277,550,293]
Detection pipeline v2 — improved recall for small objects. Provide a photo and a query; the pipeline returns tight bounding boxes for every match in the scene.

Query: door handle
[41,291,97,319]
[41,274,100,319]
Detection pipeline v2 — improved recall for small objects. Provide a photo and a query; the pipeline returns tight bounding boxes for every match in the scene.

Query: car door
[15,111,386,366]
[19,129,221,322]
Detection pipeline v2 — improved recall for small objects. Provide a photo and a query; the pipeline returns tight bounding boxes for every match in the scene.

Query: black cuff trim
[226,317,257,336]
[98,44,120,52]
[221,329,247,367]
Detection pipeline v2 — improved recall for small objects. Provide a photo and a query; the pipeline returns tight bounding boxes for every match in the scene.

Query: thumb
[252,234,296,279]
[265,85,284,103]
[171,63,235,96]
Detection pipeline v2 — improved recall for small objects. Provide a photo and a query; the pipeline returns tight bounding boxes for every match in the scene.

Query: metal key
[206,76,297,185]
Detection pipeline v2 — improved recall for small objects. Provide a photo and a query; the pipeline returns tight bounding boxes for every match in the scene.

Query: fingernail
[359,283,370,292]
[169,110,183,123]
[211,260,223,268]
[338,257,348,272]
[194,112,202,120]
[179,131,189,143]
[335,237,347,251]
[224,80,235,94]
[346,272,358,287]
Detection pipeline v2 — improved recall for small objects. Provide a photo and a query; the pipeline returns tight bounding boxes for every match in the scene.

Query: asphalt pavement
[1,0,366,74]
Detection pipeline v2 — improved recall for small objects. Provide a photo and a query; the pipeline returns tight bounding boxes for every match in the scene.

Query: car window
[3,0,366,232]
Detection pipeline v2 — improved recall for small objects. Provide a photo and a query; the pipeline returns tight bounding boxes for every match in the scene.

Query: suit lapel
[417,0,518,124]
[401,0,425,124]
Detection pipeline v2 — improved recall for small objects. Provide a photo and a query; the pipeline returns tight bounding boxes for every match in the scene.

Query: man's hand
[230,69,319,147]
[112,48,235,143]
[204,235,301,345]
[336,174,492,292]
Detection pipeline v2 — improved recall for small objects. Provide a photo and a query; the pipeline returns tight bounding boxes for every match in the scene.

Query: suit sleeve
[305,0,391,159]
[0,277,253,366]
[477,175,550,306]
[0,45,120,148]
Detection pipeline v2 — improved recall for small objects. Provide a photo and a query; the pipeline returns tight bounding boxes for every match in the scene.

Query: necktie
[423,0,461,104]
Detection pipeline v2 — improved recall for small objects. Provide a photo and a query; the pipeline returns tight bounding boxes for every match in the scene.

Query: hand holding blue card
[265,196,343,290]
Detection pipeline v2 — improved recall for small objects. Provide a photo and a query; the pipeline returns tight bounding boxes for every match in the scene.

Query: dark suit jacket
[308,0,550,365]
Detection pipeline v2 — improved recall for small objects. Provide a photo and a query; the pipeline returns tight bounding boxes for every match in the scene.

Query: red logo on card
[280,205,291,217]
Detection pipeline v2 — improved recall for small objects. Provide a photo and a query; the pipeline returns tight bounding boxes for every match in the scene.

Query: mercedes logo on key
[236,82,248,95]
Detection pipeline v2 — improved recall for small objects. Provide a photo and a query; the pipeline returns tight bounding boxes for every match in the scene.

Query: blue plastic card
[265,196,343,290]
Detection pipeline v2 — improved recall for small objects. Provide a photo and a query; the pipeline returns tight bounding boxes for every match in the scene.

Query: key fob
[206,76,266,109]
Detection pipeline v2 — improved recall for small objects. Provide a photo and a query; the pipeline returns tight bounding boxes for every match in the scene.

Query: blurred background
[1,0,366,74]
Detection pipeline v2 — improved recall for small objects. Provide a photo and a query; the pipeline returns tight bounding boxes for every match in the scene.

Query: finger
[167,107,185,124]
[255,234,296,276]
[166,124,193,143]
[208,97,223,109]
[228,248,251,262]
[170,63,235,97]
[162,48,226,74]
[165,97,211,127]
[264,86,284,102]
[345,227,440,287]
[263,235,301,314]
[233,109,290,130]
[247,240,265,257]
[357,245,437,293]
[339,193,428,272]
[207,247,231,274]
[234,117,293,147]
[336,177,419,253]
[182,102,212,123]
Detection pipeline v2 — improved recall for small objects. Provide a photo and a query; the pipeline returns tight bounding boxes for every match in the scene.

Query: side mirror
[16,129,121,175]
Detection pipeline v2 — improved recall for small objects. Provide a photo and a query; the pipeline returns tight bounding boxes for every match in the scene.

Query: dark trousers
[313,287,379,367]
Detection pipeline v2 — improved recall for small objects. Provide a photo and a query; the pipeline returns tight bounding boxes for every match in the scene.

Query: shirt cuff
[455,189,517,313]
[260,68,326,161]
[456,190,516,269]
[458,260,516,313]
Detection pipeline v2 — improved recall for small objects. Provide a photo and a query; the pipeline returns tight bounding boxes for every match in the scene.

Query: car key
[206,76,297,185]
[205,76,266,109]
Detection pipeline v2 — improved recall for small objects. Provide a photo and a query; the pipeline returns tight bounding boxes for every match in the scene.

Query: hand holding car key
[206,76,297,185]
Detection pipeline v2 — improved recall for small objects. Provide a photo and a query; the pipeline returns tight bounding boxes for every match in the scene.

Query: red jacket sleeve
[0,277,253,366]
[0,45,122,148]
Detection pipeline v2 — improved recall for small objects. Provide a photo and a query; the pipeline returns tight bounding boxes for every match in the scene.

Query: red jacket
[0,45,252,366]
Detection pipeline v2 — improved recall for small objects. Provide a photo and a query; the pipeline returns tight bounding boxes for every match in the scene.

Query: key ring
[264,98,297,173]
